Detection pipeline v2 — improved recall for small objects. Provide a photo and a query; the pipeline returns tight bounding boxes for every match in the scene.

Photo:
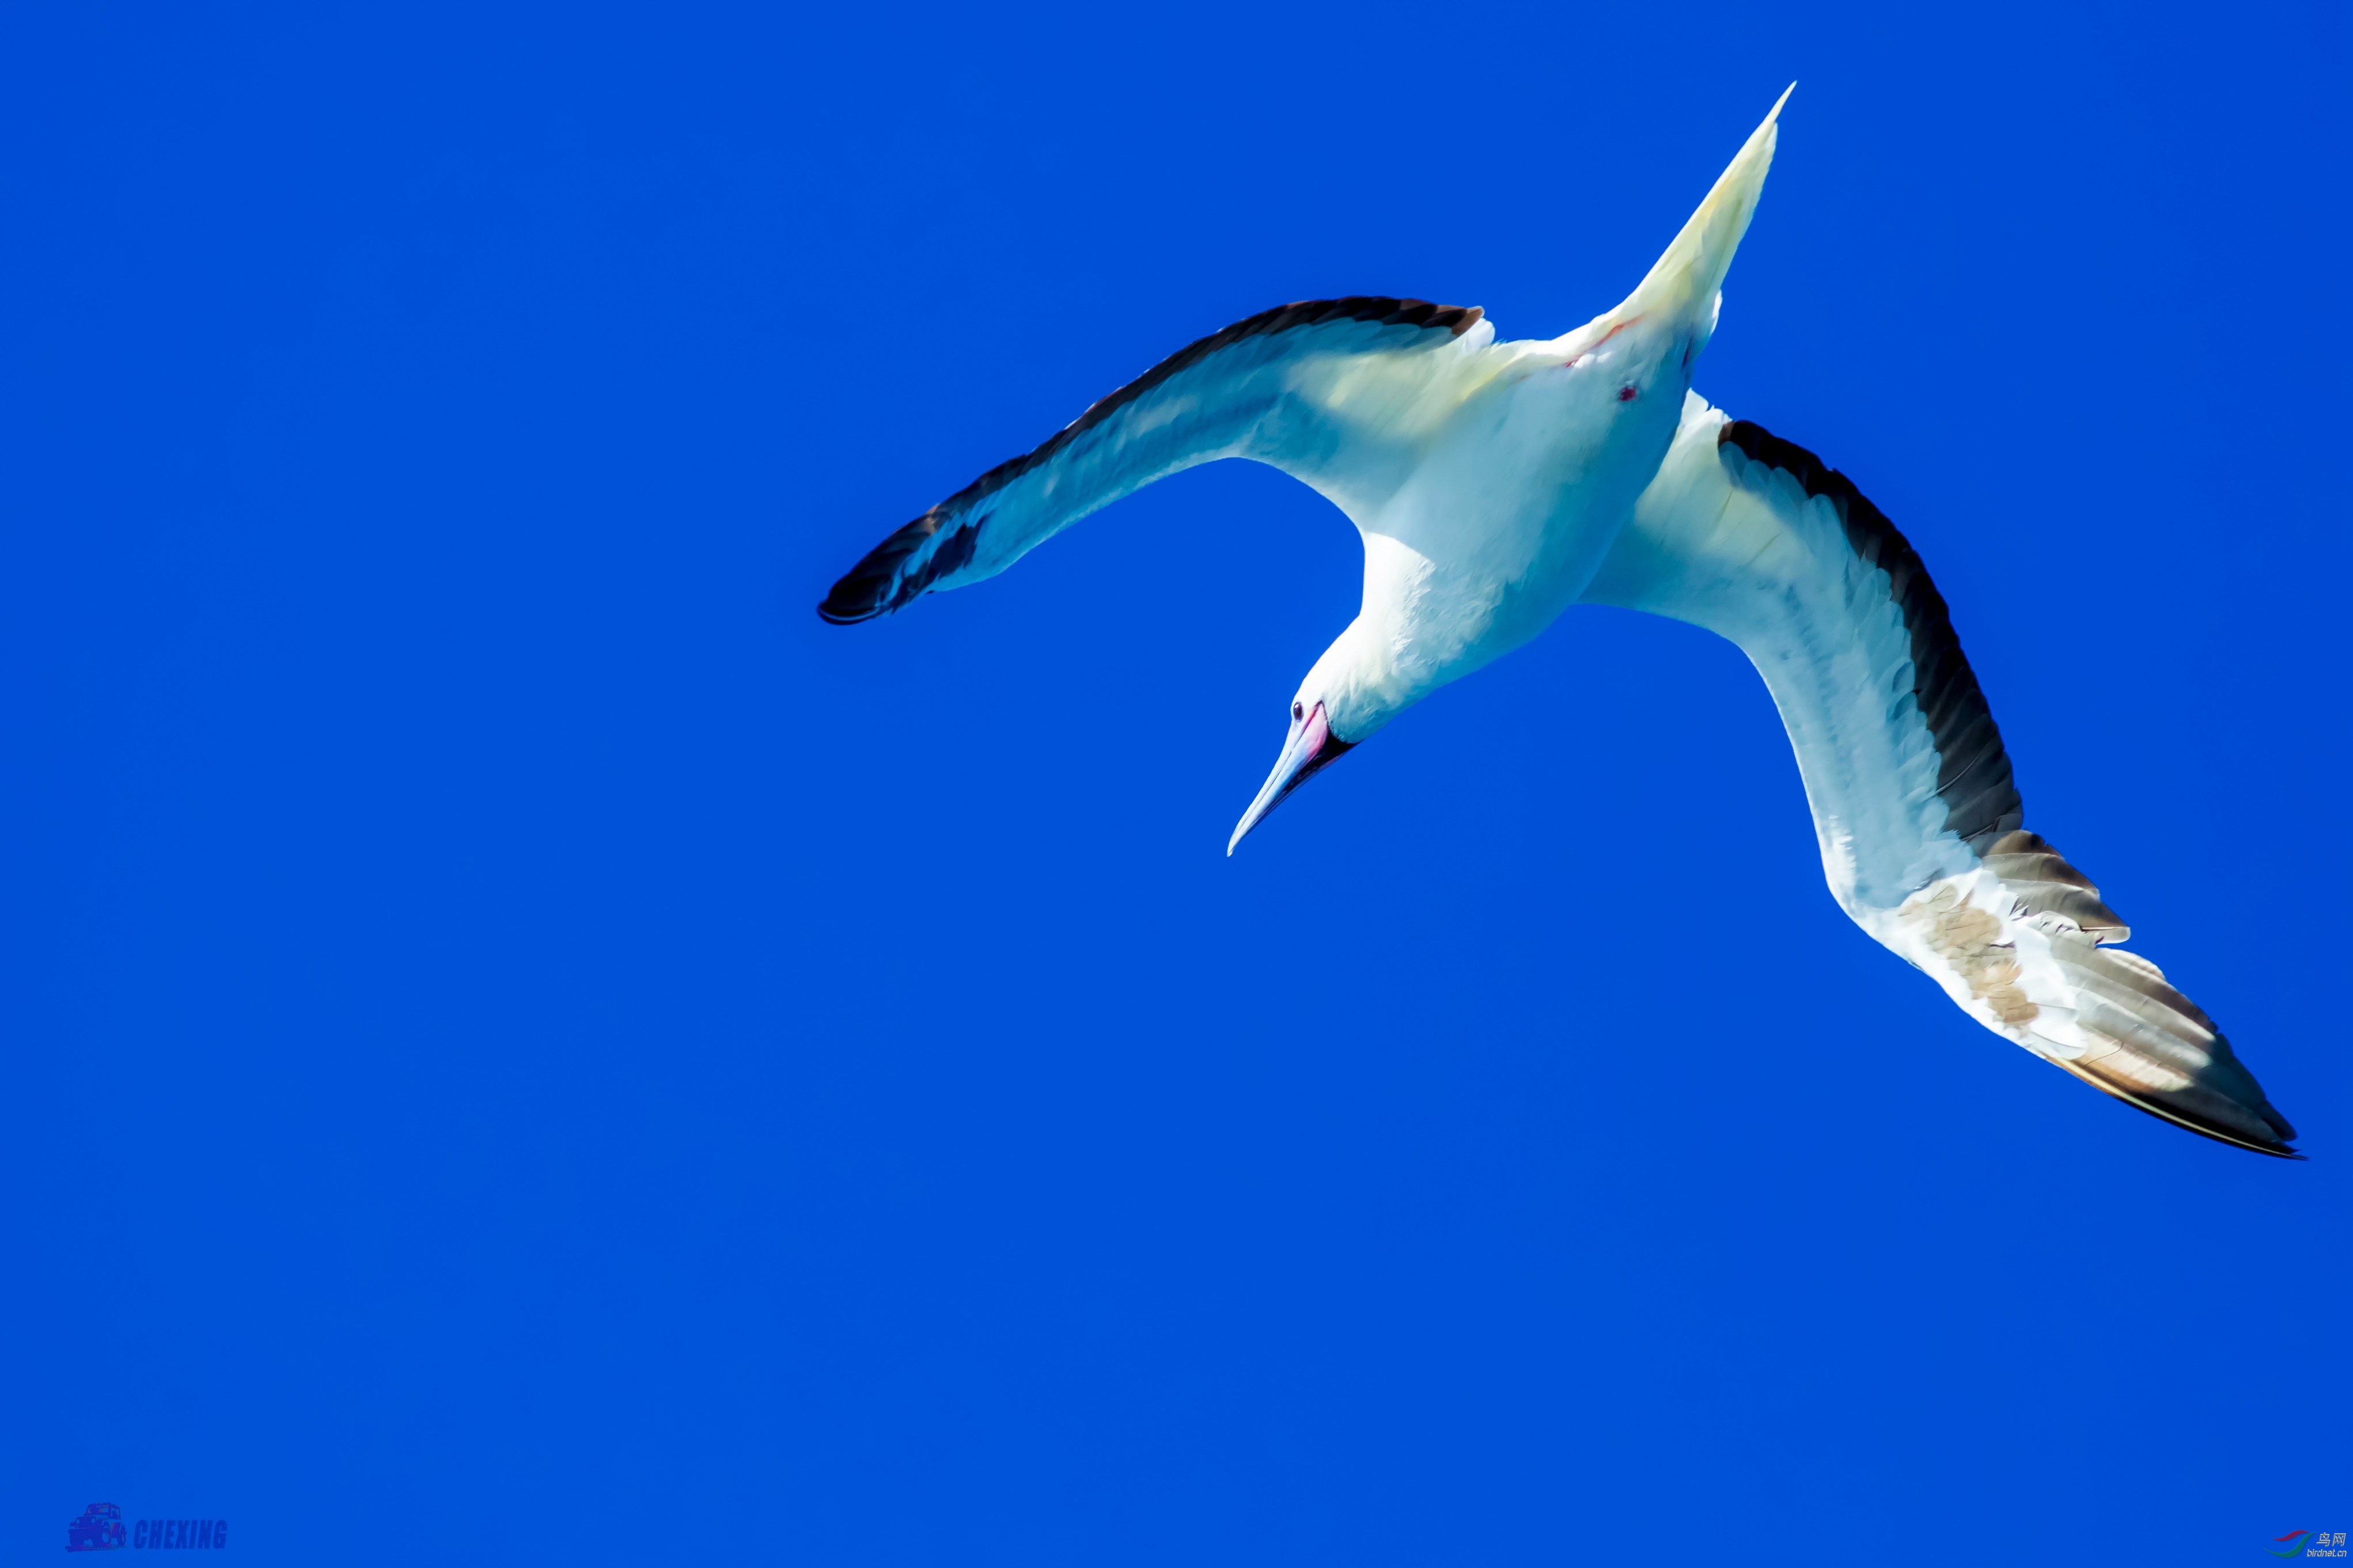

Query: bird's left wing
[1582,393,2299,1156]
[819,298,1490,623]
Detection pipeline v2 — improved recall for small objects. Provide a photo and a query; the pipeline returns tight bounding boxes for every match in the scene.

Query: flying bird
[818,89,2300,1159]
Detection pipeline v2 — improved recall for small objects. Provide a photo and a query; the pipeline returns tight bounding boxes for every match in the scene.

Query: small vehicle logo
[65,1504,126,1553]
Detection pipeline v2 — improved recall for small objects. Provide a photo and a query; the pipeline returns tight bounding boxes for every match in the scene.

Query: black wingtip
[2106,1089,2306,1158]
[816,508,964,627]
[815,552,910,625]
[2047,1057,2306,1159]
[815,592,877,625]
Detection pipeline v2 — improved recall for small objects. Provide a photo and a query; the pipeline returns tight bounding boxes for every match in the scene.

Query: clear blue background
[6,3,2346,1562]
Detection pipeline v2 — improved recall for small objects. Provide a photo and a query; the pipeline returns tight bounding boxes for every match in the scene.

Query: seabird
[819,88,2301,1159]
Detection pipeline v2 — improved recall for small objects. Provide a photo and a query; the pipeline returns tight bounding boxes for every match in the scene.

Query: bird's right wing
[1582,392,2299,1156]
[819,298,1492,623]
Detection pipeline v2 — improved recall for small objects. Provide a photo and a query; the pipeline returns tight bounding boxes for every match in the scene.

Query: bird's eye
[1292,701,1305,722]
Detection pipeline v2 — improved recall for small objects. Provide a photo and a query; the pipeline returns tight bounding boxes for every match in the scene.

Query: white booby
[819,89,2301,1159]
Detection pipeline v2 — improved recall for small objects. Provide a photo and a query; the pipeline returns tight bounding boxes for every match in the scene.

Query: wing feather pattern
[1586,394,2299,1156]
[819,298,1487,624]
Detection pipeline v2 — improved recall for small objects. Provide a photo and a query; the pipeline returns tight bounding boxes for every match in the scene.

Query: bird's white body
[820,90,2302,1158]
[1262,100,1779,737]
[1293,323,1691,729]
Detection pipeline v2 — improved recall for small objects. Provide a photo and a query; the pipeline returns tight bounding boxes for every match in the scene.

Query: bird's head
[1226,617,1404,855]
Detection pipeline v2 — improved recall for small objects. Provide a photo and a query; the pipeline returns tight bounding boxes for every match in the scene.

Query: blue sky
[5,3,2347,1563]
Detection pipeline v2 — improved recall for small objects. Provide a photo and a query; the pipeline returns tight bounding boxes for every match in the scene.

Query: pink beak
[1227,701,1354,855]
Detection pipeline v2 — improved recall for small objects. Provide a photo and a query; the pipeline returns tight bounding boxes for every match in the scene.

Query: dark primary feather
[1718,419,2024,852]
[1716,423,2298,1157]
[817,297,1483,625]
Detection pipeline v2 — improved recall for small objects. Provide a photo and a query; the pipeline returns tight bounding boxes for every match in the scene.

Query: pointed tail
[1578,85,1791,347]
